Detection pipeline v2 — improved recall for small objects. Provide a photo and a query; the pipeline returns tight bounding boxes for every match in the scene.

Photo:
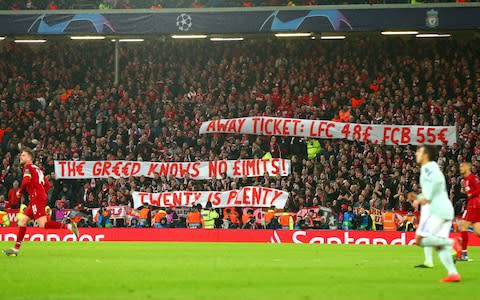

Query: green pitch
[0,242,478,300]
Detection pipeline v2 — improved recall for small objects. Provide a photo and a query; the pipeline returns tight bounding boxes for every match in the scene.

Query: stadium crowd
[1,0,471,10]
[0,37,478,229]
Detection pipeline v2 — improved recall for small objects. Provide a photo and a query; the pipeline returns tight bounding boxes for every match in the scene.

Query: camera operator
[242,209,257,229]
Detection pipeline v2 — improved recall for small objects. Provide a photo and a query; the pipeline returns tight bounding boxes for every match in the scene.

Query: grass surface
[0,242,477,300]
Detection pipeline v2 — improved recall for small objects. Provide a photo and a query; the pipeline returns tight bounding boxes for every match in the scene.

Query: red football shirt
[18,163,51,201]
[464,173,480,203]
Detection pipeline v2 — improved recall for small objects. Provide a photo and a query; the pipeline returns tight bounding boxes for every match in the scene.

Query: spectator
[6,180,20,209]
[186,204,202,228]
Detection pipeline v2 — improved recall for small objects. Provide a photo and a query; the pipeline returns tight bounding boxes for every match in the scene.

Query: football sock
[44,221,64,229]
[461,231,469,251]
[424,247,433,266]
[14,226,27,250]
[438,246,459,275]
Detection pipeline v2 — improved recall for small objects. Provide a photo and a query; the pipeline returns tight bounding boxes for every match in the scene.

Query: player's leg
[459,219,471,261]
[414,213,434,268]
[37,216,80,238]
[424,247,434,267]
[417,216,460,282]
[3,208,32,256]
[473,222,480,236]
[414,235,434,268]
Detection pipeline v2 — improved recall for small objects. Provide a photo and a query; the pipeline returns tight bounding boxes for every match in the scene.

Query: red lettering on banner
[237,118,246,133]
[233,160,241,177]
[251,187,261,206]
[270,190,284,205]
[416,127,425,143]
[123,162,132,176]
[170,164,178,177]
[274,119,282,135]
[326,123,335,138]
[206,120,216,132]
[438,128,447,143]
[195,192,202,203]
[173,192,182,207]
[218,161,228,176]
[58,161,67,177]
[426,127,435,143]
[92,162,102,176]
[157,163,169,177]
[112,162,121,177]
[208,161,218,178]
[341,123,350,138]
[292,119,301,135]
[352,124,362,140]
[310,121,328,138]
[228,190,239,205]
[282,119,290,135]
[184,191,193,206]
[264,118,273,135]
[191,162,200,178]
[102,161,111,176]
[271,159,279,175]
[138,192,149,205]
[245,160,256,176]
[211,192,222,206]
[363,126,372,142]
[147,163,159,176]
[242,186,251,205]
[131,163,141,176]
[252,117,261,134]
[401,128,410,144]
[67,162,75,177]
[383,127,392,144]
[391,127,400,144]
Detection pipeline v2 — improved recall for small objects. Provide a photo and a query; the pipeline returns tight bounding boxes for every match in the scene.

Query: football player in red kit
[3,148,79,256]
[459,162,480,261]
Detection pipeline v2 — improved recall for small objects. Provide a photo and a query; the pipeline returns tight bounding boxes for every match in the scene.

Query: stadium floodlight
[119,39,145,42]
[171,35,208,39]
[14,39,47,43]
[70,36,106,40]
[381,31,419,35]
[210,37,244,41]
[320,35,346,40]
[416,33,451,38]
[275,32,312,38]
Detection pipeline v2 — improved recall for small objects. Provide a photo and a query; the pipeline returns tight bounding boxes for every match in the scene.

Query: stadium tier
[0,37,478,231]
[2,0,475,10]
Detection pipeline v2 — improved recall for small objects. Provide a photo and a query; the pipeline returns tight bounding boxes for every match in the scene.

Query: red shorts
[24,198,47,220]
[463,200,480,223]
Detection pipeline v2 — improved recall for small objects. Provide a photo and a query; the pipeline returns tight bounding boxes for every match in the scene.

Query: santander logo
[270,230,416,245]
[0,233,105,242]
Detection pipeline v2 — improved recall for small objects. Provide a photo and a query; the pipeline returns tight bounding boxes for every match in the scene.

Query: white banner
[54,158,290,179]
[91,206,128,219]
[199,117,456,146]
[132,186,289,209]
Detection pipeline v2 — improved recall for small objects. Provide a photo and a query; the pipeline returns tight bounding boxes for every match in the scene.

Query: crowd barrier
[0,228,478,245]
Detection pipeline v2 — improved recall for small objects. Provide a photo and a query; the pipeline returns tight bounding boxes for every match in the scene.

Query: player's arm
[468,176,480,198]
[43,175,52,193]
[417,173,442,204]
[16,168,32,198]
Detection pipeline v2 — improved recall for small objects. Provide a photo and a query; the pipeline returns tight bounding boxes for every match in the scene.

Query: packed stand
[0,37,478,230]
[2,0,472,10]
